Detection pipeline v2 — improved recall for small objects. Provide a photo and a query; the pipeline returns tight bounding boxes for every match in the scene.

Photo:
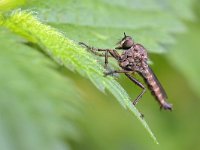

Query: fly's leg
[125,73,146,105]
[103,69,146,106]
[105,50,108,69]
[79,42,111,69]
[79,42,111,57]
[105,70,146,117]
[104,69,133,76]
[125,73,146,118]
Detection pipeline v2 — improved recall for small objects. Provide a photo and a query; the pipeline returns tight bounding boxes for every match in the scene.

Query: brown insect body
[118,43,171,110]
[141,67,171,110]
[119,44,148,72]
[79,33,172,110]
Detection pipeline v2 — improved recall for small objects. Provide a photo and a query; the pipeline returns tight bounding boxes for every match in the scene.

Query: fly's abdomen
[141,67,172,110]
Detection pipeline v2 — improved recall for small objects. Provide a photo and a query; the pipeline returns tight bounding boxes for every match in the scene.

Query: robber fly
[79,33,172,110]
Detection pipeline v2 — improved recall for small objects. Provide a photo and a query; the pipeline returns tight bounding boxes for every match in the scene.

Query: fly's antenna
[124,32,126,37]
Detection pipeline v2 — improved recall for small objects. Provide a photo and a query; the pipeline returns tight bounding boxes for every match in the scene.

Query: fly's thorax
[119,46,148,72]
[132,44,148,72]
[133,44,148,61]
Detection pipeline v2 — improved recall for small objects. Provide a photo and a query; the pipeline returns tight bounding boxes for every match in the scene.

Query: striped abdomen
[141,67,172,110]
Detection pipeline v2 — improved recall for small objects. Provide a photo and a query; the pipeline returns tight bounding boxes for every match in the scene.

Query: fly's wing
[147,67,168,99]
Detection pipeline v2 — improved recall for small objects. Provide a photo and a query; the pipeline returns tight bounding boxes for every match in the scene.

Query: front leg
[104,69,133,76]
[79,42,111,57]
[79,42,112,69]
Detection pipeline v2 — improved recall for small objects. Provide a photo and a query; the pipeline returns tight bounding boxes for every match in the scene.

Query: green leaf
[0,0,197,147]
[0,27,83,150]
[166,0,195,20]
[0,0,26,12]
[23,0,195,53]
[168,20,200,98]
[1,10,158,143]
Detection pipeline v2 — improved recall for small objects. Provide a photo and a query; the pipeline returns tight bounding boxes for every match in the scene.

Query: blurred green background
[1,0,200,150]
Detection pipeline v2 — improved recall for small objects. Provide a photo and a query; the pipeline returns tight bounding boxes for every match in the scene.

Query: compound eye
[122,38,134,49]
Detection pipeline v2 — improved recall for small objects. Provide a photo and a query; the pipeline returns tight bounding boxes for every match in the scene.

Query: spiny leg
[105,50,108,69]
[104,69,133,76]
[125,73,146,106]
[105,71,146,117]
[98,68,146,106]
[79,42,111,57]
[79,42,121,60]
[79,42,111,69]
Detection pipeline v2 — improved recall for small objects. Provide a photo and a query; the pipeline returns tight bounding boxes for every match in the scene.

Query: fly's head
[115,32,134,50]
